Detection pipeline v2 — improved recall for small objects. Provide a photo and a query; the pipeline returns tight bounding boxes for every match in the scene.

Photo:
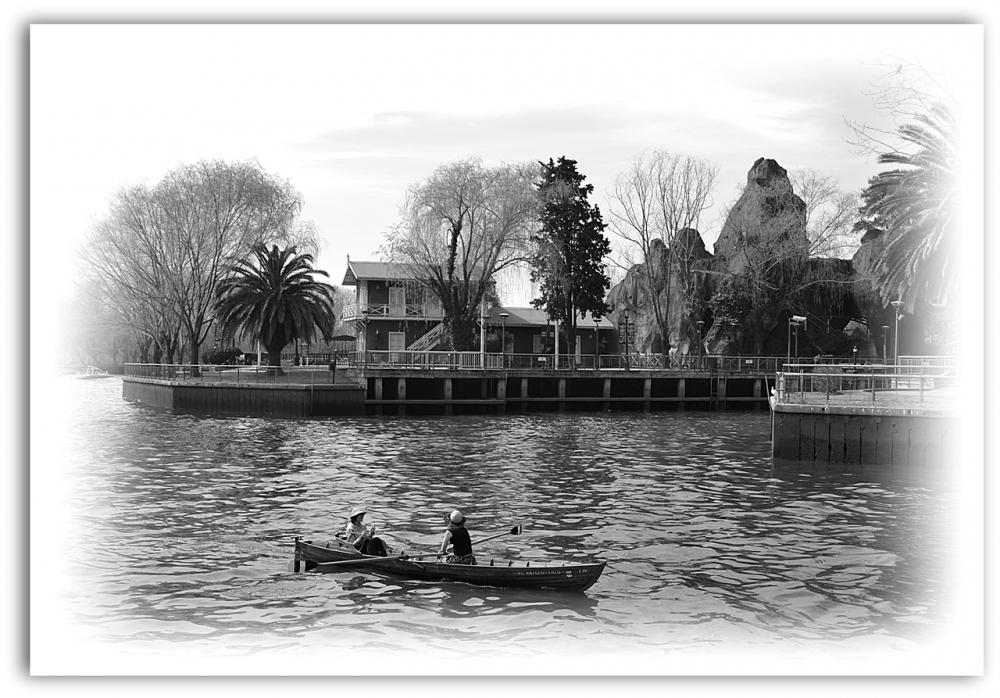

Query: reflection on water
[33,377,960,672]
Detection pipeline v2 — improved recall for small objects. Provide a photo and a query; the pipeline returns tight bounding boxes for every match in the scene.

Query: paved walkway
[778,387,958,411]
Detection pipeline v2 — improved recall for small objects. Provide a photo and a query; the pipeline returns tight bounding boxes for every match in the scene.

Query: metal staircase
[407,323,447,352]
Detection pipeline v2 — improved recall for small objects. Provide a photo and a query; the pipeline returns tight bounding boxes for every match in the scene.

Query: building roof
[488,307,616,329]
[342,261,425,286]
[343,260,494,286]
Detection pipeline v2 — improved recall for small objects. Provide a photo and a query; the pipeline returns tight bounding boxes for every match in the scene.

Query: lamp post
[786,315,806,368]
[499,311,509,367]
[481,311,490,369]
[890,300,904,365]
[623,304,630,371]
[881,325,889,364]
[852,345,857,364]
[696,319,705,371]
[594,315,601,370]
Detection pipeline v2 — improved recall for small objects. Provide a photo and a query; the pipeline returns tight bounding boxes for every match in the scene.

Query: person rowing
[344,505,388,556]
[439,509,476,565]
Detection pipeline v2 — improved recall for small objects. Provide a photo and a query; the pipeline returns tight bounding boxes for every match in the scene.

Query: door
[388,331,406,364]
[389,287,405,316]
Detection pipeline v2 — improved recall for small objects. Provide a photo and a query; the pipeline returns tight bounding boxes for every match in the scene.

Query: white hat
[449,509,465,524]
[349,506,367,519]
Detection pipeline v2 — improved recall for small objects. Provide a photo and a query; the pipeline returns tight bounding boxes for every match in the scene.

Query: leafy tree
[531,157,612,353]
[381,158,538,350]
[214,244,337,372]
[855,102,957,308]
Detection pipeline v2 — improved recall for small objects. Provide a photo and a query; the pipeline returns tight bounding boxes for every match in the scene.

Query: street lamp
[890,300,904,365]
[594,315,601,370]
[696,319,705,371]
[852,345,857,364]
[881,325,889,364]
[786,315,806,368]
[622,304,630,371]
[499,311,510,366]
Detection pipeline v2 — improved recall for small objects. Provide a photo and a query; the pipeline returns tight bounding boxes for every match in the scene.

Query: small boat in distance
[74,366,113,380]
[292,537,606,593]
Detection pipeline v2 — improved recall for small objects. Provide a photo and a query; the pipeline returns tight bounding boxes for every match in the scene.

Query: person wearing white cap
[439,509,476,565]
[345,505,388,556]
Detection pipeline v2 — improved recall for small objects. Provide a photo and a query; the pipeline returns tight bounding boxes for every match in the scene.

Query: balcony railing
[342,303,445,322]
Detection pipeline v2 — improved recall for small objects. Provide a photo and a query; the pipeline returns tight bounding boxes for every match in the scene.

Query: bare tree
[77,183,184,363]
[78,160,318,366]
[607,151,718,353]
[845,55,956,159]
[790,169,862,259]
[381,158,539,350]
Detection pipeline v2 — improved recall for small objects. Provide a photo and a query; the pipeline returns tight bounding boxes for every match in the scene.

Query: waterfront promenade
[770,361,958,467]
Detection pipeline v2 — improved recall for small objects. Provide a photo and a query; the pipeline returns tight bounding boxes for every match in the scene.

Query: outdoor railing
[341,303,445,322]
[344,351,788,372]
[124,363,343,385]
[773,363,958,411]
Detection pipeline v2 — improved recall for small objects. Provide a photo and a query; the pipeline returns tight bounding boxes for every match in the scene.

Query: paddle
[310,554,409,571]
[402,524,524,559]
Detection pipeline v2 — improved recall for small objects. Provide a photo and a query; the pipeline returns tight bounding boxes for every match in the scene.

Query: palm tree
[860,101,957,309]
[215,244,337,373]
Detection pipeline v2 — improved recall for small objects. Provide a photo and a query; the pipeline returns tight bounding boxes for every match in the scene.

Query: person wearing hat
[345,505,388,556]
[439,509,476,565]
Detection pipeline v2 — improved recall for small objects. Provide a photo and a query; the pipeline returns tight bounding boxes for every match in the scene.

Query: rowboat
[74,366,113,380]
[292,537,606,593]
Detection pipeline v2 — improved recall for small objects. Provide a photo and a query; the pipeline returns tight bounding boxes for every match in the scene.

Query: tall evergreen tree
[531,157,612,355]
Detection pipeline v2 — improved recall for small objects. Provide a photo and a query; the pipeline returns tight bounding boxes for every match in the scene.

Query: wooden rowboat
[293,537,606,593]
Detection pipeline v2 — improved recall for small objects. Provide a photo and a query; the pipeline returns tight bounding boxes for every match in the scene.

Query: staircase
[408,323,447,351]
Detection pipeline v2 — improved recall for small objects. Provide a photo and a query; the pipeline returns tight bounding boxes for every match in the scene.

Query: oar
[405,524,524,559]
[293,554,410,572]
[475,524,522,546]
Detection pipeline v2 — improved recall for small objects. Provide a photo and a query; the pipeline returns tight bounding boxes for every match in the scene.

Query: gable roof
[488,307,615,329]
[342,261,424,286]
[343,260,496,287]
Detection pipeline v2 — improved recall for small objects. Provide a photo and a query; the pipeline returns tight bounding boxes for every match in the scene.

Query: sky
[29,23,982,308]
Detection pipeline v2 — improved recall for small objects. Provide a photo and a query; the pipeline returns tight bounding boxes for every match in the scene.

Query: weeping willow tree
[380,158,539,350]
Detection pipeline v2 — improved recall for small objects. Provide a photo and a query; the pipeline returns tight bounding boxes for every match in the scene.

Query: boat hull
[294,538,605,592]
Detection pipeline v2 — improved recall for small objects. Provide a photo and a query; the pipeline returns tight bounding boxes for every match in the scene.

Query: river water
[30,376,976,676]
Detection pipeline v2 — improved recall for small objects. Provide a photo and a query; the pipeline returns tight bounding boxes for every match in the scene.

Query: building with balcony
[341,259,614,359]
[342,260,450,353]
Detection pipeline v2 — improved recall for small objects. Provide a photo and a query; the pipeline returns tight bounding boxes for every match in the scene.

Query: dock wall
[123,370,771,417]
[122,378,366,417]
[770,403,957,468]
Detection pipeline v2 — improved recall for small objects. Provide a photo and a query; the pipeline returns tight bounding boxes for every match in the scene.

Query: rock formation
[607,157,813,357]
[607,230,714,359]
[713,157,808,276]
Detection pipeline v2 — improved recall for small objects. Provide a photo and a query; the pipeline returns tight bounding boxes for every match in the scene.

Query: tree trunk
[264,326,287,376]
[188,337,201,376]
